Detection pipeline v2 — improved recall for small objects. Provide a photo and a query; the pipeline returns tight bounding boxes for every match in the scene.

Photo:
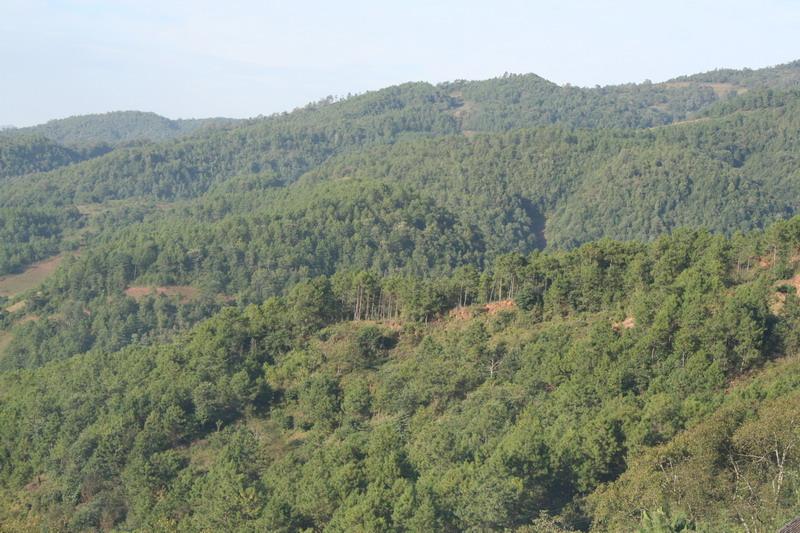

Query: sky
[1,0,799,126]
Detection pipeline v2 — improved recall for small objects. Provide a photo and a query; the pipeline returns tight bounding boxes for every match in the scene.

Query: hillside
[4,66,798,207]
[302,88,800,247]
[1,60,800,532]
[2,219,800,531]
[0,82,798,282]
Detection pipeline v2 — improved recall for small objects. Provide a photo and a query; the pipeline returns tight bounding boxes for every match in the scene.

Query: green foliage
[0,83,459,206]
[0,219,798,530]
[448,73,718,130]
[0,207,83,274]
[2,61,800,531]
[1,110,238,146]
[2,63,799,285]
[0,134,88,179]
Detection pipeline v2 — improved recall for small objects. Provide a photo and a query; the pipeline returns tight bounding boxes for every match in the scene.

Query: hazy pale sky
[2,0,799,126]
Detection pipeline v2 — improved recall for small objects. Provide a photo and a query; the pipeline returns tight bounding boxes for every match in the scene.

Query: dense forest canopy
[0,111,239,147]
[0,135,99,181]
[3,218,800,531]
[1,59,800,532]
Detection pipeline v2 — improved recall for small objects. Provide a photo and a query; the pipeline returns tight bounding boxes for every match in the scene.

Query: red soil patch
[124,285,200,303]
[484,300,515,315]
[756,248,800,270]
[785,274,800,294]
[449,306,473,320]
[771,274,800,314]
[612,316,636,331]
[5,300,26,313]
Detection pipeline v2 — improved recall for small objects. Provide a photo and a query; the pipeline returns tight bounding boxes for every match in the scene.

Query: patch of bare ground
[124,285,200,303]
[484,300,515,315]
[658,116,713,128]
[448,91,475,119]
[449,306,473,320]
[771,274,800,314]
[77,200,174,216]
[448,300,516,320]
[754,248,800,273]
[612,316,636,331]
[24,473,49,493]
[447,91,479,134]
[5,300,26,313]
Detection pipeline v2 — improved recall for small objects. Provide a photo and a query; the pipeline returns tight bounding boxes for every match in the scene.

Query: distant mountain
[1,110,239,146]
[3,66,799,245]
[669,58,800,89]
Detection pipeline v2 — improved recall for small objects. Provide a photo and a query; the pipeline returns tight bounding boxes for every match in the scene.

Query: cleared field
[0,253,72,298]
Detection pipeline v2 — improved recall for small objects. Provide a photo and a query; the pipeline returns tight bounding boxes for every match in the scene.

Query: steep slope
[1,218,799,531]
[2,85,799,347]
[302,88,800,247]
[0,178,495,368]
[0,207,83,275]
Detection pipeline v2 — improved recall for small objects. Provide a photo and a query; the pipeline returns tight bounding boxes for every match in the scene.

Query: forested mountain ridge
[440,59,800,131]
[5,59,797,151]
[301,86,800,246]
[1,60,800,531]
[0,61,797,292]
[0,82,461,208]
[2,77,799,234]
[1,63,799,366]
[4,61,798,211]
[670,58,800,89]
[0,111,239,147]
